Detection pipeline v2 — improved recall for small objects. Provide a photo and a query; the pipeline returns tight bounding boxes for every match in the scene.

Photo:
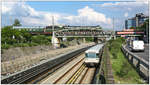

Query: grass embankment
[107,38,144,84]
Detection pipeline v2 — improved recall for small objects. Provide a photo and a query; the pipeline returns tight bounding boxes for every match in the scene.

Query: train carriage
[84,44,104,67]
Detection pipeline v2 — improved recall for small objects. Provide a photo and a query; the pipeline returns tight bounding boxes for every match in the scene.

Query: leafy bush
[46,36,52,42]
[17,43,29,47]
[85,37,93,42]
[112,52,118,59]
[13,44,19,47]
[108,37,125,57]
[29,42,39,46]
[31,35,51,45]
[108,37,143,83]
[67,37,74,41]
[2,26,52,48]
[116,61,130,77]
[1,44,11,49]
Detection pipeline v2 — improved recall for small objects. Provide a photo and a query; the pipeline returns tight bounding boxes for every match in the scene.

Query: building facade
[125,13,148,29]
[125,18,136,29]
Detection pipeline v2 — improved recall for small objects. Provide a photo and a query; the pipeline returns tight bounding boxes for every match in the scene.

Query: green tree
[85,37,93,42]
[13,19,21,26]
[46,36,52,42]
[129,27,135,29]
[1,26,14,44]
[2,25,51,49]
[31,35,49,44]
[20,29,32,43]
[141,19,149,31]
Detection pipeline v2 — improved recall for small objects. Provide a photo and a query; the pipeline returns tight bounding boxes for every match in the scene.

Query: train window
[96,54,99,57]
[86,53,98,58]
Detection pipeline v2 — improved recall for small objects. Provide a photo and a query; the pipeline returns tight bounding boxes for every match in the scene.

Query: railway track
[40,43,104,84]
[54,59,84,84]
[1,45,93,84]
[51,58,96,84]
[29,51,96,84]
[27,52,84,84]
[1,45,97,84]
[40,53,96,84]
[40,53,85,84]
[79,68,96,84]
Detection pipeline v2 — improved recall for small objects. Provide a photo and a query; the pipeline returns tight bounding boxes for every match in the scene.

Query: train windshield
[85,53,98,58]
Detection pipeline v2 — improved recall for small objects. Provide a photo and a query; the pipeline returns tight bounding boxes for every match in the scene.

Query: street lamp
[145,22,149,43]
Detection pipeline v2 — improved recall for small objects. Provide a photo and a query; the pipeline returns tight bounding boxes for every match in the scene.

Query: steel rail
[66,64,86,84]
[53,58,84,84]
[1,45,93,84]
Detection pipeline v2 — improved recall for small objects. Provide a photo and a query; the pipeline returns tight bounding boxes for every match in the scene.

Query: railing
[1,45,94,84]
[95,45,105,84]
[121,45,149,82]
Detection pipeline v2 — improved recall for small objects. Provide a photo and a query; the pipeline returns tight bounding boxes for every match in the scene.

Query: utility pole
[146,22,149,43]
[10,16,12,26]
[51,15,59,48]
[52,15,55,44]
[52,16,55,37]
[81,16,83,29]
[112,17,115,39]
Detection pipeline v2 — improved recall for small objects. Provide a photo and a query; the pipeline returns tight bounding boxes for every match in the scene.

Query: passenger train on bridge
[84,44,104,67]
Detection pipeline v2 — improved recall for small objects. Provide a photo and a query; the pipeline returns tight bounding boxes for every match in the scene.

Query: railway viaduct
[13,26,113,48]
[50,26,112,48]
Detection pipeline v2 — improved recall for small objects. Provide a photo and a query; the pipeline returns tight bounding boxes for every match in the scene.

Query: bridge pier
[83,38,86,43]
[62,37,67,41]
[51,33,60,49]
[94,37,98,43]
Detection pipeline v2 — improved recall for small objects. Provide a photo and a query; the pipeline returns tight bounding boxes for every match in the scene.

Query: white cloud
[2,2,113,29]
[2,2,62,26]
[2,2,17,13]
[101,1,148,7]
[2,5,11,13]
[100,1,148,14]
[136,0,148,2]
[62,6,112,28]
[99,1,148,30]
[124,12,128,17]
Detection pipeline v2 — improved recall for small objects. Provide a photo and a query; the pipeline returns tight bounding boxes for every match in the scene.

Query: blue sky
[2,1,149,30]
[26,2,111,14]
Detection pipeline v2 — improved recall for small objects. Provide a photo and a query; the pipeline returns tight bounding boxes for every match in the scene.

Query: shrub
[112,52,118,59]
[22,43,29,47]
[15,43,29,47]
[1,44,11,49]
[108,37,125,57]
[13,43,19,47]
[116,61,130,77]
[29,42,39,46]
[85,37,93,42]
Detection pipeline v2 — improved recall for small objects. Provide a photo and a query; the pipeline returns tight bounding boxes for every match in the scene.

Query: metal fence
[121,45,149,82]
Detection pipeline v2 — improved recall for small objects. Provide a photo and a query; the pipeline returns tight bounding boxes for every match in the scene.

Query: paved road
[125,44,149,62]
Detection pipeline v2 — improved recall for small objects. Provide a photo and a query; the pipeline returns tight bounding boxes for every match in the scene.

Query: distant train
[84,44,104,67]
[13,26,63,35]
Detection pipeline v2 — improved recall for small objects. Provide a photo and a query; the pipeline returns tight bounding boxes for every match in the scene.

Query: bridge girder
[55,29,112,38]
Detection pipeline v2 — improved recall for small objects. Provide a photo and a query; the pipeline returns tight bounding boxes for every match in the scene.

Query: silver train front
[84,44,104,67]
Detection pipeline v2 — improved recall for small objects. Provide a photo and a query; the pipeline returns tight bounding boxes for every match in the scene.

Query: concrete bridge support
[98,38,105,43]
[62,37,67,41]
[83,38,86,43]
[94,37,98,43]
[51,33,60,49]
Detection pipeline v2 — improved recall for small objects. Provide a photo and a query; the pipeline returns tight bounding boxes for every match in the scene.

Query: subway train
[84,44,104,67]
